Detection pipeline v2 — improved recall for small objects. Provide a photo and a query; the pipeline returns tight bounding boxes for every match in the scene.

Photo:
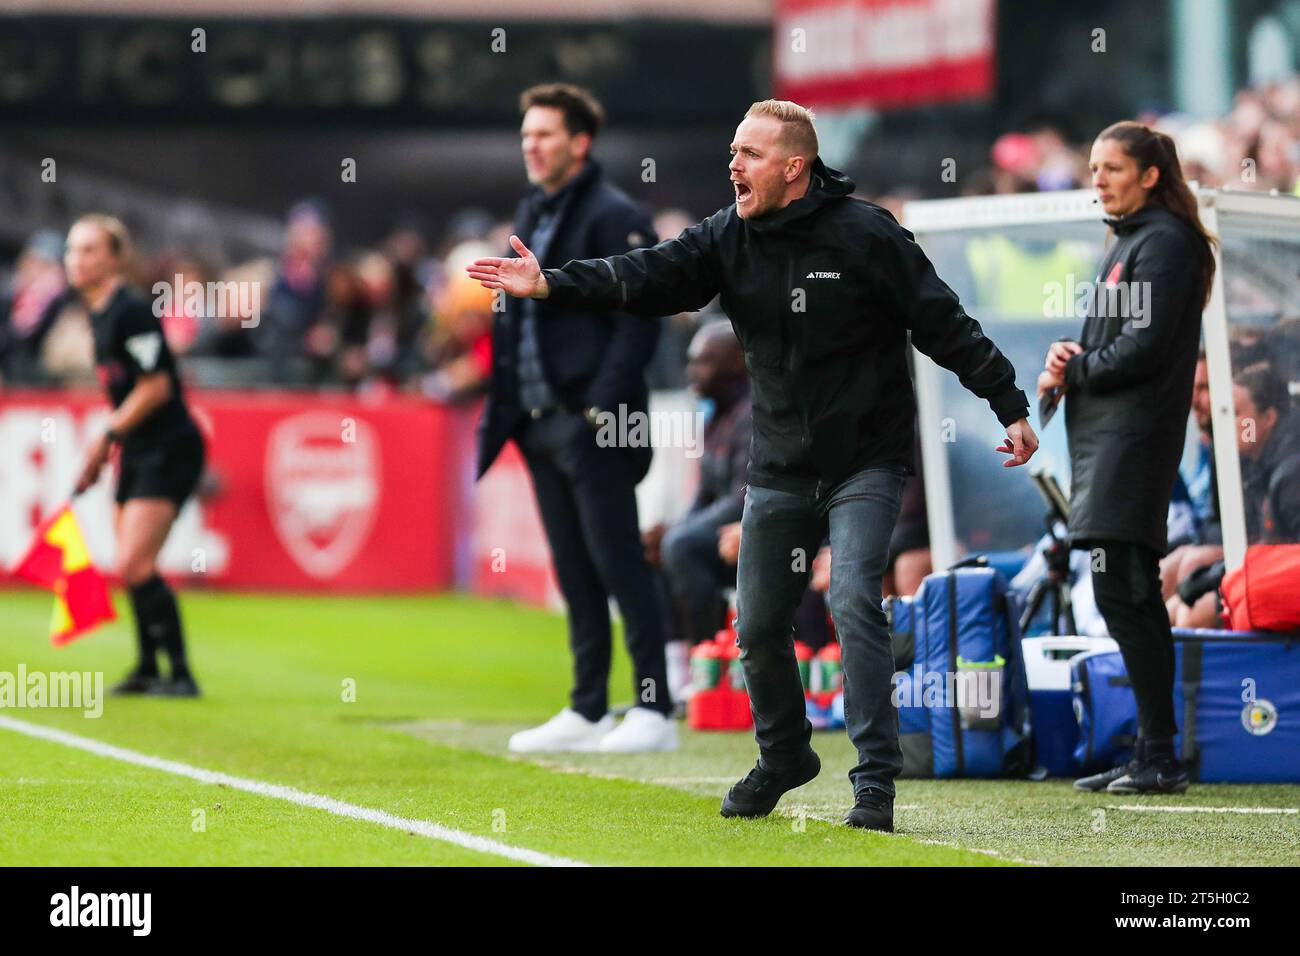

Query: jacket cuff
[989,388,1030,428]
[1064,351,1087,390]
[541,268,579,307]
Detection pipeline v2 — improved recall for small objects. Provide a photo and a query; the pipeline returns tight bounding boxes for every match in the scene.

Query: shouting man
[470,100,1037,831]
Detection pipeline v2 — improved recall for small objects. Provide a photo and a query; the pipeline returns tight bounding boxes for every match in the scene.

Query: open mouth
[733,181,752,204]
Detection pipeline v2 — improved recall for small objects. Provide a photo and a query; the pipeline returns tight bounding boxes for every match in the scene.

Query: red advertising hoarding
[773,0,995,110]
[0,390,466,592]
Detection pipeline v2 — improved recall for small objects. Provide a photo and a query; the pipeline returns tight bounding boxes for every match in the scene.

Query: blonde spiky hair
[744,99,819,162]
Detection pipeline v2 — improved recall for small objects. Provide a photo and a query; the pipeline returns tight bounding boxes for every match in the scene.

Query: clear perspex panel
[1216,201,1300,546]
[907,190,1300,569]
[912,218,1108,558]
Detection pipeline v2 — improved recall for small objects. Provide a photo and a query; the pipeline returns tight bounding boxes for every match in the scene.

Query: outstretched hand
[466,235,549,299]
[997,418,1038,468]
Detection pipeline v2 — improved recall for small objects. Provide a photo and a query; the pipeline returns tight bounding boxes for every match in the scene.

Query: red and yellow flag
[11,505,116,646]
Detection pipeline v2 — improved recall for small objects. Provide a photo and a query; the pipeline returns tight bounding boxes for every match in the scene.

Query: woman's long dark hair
[1097,121,1219,307]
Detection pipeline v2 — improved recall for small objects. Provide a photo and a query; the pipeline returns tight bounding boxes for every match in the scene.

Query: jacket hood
[745,157,856,232]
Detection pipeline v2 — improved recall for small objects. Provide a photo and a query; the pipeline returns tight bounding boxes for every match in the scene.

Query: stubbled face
[521,106,588,191]
[729,115,798,219]
[1089,137,1158,217]
[1192,358,1212,432]
[64,222,119,293]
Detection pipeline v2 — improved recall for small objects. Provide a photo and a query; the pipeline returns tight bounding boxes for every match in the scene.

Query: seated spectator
[257,199,333,382]
[355,250,426,385]
[0,230,69,385]
[313,261,367,386]
[1160,350,1222,598]
[643,322,751,700]
[1169,362,1300,627]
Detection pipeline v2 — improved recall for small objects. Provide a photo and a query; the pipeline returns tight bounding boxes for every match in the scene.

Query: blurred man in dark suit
[476,84,674,753]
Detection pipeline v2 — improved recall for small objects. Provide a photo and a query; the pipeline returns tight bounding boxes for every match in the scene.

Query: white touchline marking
[778,804,1048,866]
[0,716,589,868]
[1106,803,1298,815]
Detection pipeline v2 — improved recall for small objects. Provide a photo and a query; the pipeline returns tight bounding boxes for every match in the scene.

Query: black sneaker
[149,674,201,698]
[1074,761,1139,792]
[720,751,821,818]
[843,787,894,832]
[110,670,160,696]
[1074,740,1144,792]
[1107,760,1190,795]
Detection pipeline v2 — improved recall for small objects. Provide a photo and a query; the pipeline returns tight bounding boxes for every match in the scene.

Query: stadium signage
[0,392,460,591]
[774,0,995,109]
[0,17,764,127]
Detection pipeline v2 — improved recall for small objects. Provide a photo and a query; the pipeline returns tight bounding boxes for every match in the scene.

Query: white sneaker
[598,707,679,752]
[507,709,614,753]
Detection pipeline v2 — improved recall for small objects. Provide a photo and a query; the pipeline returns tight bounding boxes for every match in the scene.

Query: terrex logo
[806,271,841,279]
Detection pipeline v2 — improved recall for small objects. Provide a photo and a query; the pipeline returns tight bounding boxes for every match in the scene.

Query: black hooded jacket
[1063,203,1209,554]
[541,159,1028,497]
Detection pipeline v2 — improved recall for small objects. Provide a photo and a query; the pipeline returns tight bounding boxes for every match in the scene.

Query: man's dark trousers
[736,466,907,797]
[517,410,671,720]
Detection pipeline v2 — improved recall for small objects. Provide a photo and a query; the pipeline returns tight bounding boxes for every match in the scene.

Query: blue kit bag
[1070,628,1300,782]
[888,565,1034,778]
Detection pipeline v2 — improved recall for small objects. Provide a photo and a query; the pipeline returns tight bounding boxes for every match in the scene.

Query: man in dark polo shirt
[477,84,674,753]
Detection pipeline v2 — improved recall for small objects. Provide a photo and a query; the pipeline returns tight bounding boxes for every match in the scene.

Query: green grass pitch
[1,589,1296,866]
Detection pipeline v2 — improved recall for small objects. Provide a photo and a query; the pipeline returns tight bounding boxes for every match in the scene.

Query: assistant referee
[67,214,205,697]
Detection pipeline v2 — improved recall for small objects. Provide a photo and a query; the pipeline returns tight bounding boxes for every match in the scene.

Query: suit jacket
[476,159,660,479]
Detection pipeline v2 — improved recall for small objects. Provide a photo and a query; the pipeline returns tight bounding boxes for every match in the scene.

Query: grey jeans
[735,466,908,797]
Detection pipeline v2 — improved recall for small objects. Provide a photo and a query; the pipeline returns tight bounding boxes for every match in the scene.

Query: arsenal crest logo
[265,412,381,579]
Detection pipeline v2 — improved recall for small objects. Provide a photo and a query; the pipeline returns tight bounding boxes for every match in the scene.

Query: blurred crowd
[874,74,1300,216]
[0,198,711,400]
[988,76,1300,197]
[3,73,1299,397]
